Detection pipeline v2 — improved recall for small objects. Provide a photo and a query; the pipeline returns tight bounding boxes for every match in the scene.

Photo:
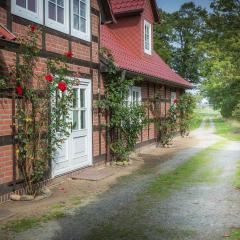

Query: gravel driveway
[11,120,240,240]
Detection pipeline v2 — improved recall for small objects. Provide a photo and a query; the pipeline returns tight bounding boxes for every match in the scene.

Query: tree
[154,9,173,65]
[201,0,240,117]
[154,2,208,84]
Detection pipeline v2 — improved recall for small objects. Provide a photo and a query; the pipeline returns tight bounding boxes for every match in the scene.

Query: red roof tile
[0,24,16,40]
[109,0,160,23]
[110,0,145,14]
[101,25,191,88]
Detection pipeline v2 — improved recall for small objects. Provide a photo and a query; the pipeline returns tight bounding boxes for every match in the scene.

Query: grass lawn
[214,118,240,141]
[229,229,240,240]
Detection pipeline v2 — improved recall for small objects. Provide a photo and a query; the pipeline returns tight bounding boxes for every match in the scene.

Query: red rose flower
[58,81,67,92]
[30,24,37,32]
[65,51,73,59]
[16,85,23,96]
[45,74,54,82]
[173,99,178,104]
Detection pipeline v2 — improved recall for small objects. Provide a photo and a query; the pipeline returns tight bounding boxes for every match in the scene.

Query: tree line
[154,0,240,119]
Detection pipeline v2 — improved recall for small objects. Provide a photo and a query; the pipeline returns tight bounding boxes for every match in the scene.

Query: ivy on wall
[99,48,148,163]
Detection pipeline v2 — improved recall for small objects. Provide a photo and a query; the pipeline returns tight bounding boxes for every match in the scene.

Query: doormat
[0,209,14,221]
[71,167,113,181]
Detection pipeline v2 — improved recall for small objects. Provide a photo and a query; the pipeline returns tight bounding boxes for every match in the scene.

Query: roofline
[124,69,193,89]
[150,0,160,23]
[100,58,193,89]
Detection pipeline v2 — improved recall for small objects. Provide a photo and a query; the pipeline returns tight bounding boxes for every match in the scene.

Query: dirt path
[5,120,240,240]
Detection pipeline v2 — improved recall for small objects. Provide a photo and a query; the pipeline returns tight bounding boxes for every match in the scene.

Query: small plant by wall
[154,93,196,146]
[99,48,148,163]
[176,93,196,136]
[156,105,177,146]
[10,26,77,195]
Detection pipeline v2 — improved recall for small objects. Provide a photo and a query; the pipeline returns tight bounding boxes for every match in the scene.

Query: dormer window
[144,20,151,55]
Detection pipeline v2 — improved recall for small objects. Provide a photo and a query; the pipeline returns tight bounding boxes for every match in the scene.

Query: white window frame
[171,91,177,105]
[11,0,43,24]
[126,86,142,106]
[71,0,91,42]
[45,0,69,34]
[144,20,152,55]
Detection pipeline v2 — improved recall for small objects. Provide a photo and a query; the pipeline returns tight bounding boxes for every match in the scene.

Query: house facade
[0,0,191,201]
[100,0,191,150]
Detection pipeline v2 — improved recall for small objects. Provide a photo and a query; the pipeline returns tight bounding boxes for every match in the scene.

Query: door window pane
[16,0,26,8]
[80,89,85,108]
[28,0,36,12]
[72,110,79,130]
[80,110,86,129]
[73,89,79,108]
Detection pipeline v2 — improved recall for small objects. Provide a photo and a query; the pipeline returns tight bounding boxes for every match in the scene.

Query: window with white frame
[11,0,90,41]
[11,0,43,24]
[45,0,69,33]
[144,20,151,55]
[71,0,90,41]
[171,91,177,105]
[125,86,142,106]
[72,88,86,130]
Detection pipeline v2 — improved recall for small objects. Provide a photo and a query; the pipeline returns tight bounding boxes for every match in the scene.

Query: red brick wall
[0,0,101,189]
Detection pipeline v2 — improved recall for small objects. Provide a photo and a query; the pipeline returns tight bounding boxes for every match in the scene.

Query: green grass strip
[228,229,240,240]
[214,118,240,141]
[147,140,226,198]
[233,161,240,189]
[2,211,65,233]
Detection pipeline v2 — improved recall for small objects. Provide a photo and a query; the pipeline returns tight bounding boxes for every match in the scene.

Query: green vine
[176,93,196,136]
[99,48,148,163]
[12,25,77,195]
[155,105,177,146]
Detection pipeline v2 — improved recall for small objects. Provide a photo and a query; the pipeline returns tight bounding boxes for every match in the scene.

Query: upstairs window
[12,0,90,41]
[45,0,69,33]
[12,0,43,24]
[144,20,151,55]
[71,0,90,41]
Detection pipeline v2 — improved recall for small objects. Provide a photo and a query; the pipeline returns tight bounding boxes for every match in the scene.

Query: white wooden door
[52,79,92,177]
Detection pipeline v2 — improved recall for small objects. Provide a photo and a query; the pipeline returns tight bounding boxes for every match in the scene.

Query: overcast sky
[156,0,212,12]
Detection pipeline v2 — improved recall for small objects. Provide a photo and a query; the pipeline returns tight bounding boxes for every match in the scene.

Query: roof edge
[100,58,193,89]
[98,0,117,24]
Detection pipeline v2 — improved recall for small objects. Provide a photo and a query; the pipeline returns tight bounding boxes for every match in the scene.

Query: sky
[156,0,212,12]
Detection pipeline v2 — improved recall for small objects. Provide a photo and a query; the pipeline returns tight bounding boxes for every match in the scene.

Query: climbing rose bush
[12,25,77,195]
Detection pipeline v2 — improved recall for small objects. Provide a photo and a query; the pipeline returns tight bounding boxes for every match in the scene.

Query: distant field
[190,107,219,130]
[190,107,240,141]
